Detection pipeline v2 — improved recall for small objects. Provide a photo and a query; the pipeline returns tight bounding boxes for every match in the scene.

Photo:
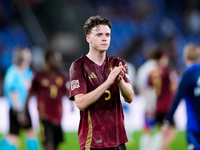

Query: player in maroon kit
[23,50,69,150]
[148,49,178,150]
[69,15,134,150]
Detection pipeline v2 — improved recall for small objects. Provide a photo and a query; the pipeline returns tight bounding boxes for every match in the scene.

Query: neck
[186,61,198,68]
[17,65,27,72]
[86,50,106,66]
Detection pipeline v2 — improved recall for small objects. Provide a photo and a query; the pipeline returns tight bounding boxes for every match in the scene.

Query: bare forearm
[75,81,110,110]
[118,79,134,103]
[24,93,34,112]
[75,65,124,110]
[10,91,20,111]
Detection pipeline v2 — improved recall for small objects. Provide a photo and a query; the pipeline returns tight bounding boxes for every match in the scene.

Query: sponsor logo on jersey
[71,80,80,90]
[89,72,97,78]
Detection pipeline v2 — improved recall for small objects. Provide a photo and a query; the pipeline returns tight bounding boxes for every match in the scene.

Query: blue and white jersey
[166,64,200,132]
[4,65,33,110]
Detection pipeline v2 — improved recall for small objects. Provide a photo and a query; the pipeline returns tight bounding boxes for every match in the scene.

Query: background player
[0,47,40,150]
[137,48,159,150]
[147,48,178,150]
[69,15,134,150]
[162,43,200,150]
[23,49,69,150]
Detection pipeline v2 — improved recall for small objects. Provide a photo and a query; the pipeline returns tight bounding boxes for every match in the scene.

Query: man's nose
[102,35,107,40]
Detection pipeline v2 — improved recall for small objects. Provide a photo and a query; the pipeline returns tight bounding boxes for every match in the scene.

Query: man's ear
[86,35,90,43]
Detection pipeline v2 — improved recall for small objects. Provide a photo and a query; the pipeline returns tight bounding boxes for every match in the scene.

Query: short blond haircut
[184,43,200,62]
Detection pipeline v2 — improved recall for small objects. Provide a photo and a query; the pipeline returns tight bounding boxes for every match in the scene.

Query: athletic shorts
[155,113,175,126]
[187,131,200,150]
[9,108,32,135]
[84,143,127,150]
[41,119,64,148]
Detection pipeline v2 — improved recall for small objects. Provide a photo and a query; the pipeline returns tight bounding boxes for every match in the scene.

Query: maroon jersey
[69,55,130,150]
[29,71,69,125]
[148,67,175,114]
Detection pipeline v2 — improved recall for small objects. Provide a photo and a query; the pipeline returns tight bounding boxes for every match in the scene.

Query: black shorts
[85,143,127,150]
[9,108,32,135]
[155,113,175,126]
[41,119,64,148]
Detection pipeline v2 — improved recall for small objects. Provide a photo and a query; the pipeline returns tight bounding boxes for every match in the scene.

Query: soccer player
[69,15,134,150]
[136,48,159,150]
[23,49,69,150]
[148,48,178,150]
[0,47,40,150]
[162,43,200,150]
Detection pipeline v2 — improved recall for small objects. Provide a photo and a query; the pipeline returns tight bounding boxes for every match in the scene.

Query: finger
[119,62,122,67]
[124,64,127,71]
[117,75,122,81]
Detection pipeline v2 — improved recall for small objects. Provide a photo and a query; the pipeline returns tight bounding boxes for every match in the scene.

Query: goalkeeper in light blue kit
[0,47,40,150]
[162,43,200,150]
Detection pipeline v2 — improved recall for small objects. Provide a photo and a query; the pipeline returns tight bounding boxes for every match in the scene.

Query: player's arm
[10,90,21,111]
[118,80,134,103]
[169,70,178,94]
[24,92,35,113]
[21,74,37,124]
[117,62,134,103]
[20,92,35,125]
[162,77,186,134]
[75,65,123,110]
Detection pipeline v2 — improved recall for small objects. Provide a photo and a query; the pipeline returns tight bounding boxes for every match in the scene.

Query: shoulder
[107,55,126,64]
[71,55,86,65]
[57,71,69,79]
[4,65,17,79]
[5,65,16,74]
[70,55,86,69]
[33,71,46,79]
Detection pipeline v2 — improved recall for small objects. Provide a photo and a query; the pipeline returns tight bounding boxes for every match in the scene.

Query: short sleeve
[69,61,87,100]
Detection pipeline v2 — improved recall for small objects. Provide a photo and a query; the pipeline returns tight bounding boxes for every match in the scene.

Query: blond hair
[184,43,200,62]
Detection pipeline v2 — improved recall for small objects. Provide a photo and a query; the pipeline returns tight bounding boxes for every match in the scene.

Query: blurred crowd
[0,0,200,94]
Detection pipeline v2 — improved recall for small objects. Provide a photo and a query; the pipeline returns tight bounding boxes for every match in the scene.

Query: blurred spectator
[0,46,40,150]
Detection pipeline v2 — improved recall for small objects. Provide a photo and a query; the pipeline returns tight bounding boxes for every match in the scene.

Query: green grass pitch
[0,130,187,150]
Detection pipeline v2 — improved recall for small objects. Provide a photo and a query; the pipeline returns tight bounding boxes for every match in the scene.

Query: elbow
[75,100,87,111]
[76,103,85,111]
[125,96,133,104]
[75,94,88,111]
[124,92,134,104]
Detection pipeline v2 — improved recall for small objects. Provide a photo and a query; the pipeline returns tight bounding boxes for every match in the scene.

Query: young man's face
[87,25,111,52]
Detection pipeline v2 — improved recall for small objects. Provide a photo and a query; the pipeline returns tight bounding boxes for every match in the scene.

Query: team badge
[71,80,80,90]
[109,67,113,72]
